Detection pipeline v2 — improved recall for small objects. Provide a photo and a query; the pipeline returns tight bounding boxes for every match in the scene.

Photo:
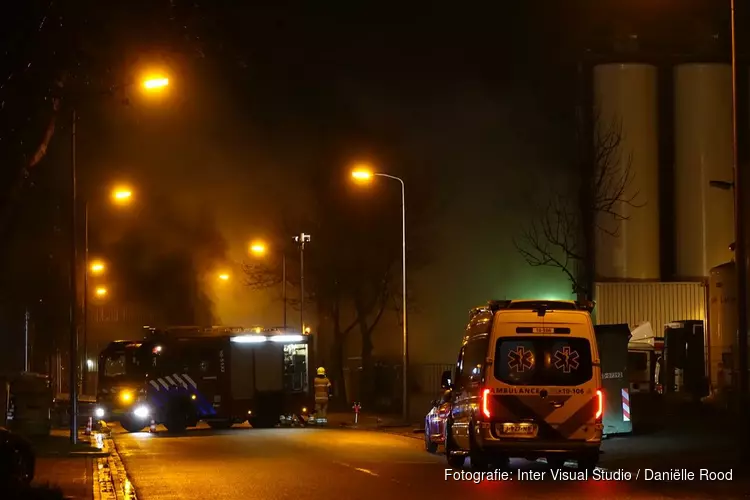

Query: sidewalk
[325,412,424,438]
[26,428,106,500]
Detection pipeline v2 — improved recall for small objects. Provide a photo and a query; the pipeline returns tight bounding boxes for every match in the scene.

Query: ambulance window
[494,336,593,386]
[460,337,488,384]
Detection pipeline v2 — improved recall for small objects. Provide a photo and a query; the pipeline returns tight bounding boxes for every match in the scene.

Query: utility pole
[294,233,311,333]
[69,108,79,444]
[730,0,749,461]
[82,202,89,394]
[282,253,287,329]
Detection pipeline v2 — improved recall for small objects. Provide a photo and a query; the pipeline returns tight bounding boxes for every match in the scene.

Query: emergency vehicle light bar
[230,334,306,343]
[230,335,267,343]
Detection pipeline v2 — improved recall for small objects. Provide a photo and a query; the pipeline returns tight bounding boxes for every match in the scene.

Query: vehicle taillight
[481,388,491,419]
[595,389,603,421]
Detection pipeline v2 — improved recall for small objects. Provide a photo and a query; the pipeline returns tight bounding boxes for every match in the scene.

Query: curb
[91,432,137,500]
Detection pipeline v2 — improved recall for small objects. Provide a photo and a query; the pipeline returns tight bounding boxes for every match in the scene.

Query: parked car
[0,427,35,487]
[424,389,452,453]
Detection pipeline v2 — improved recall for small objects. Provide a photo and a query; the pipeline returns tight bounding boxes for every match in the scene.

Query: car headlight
[95,407,105,418]
[133,405,149,419]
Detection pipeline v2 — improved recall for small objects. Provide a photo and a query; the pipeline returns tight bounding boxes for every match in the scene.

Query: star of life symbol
[507,346,534,372]
[553,346,580,373]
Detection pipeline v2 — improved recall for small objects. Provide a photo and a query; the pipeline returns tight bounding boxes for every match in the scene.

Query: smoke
[98,189,227,326]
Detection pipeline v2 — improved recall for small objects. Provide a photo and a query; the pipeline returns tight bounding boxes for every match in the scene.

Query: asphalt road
[112,425,748,499]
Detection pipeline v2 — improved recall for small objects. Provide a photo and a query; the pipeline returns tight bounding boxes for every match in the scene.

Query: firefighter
[313,367,331,425]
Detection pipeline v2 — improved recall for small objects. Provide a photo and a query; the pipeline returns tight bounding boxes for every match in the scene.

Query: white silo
[593,64,660,280]
[674,64,735,279]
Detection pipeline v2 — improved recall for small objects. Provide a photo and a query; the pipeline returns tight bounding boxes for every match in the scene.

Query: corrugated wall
[594,282,707,337]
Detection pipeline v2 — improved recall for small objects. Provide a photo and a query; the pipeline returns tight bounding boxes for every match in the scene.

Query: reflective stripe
[149,381,160,391]
[622,388,631,422]
[173,374,188,389]
[183,374,198,388]
[158,378,170,390]
[165,376,177,387]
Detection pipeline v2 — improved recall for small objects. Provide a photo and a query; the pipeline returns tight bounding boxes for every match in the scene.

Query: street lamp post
[730,0,749,460]
[68,108,79,444]
[67,75,168,445]
[294,233,311,332]
[351,167,409,424]
[82,201,89,395]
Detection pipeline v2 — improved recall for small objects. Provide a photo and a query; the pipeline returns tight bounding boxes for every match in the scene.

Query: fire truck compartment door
[254,343,284,392]
[594,323,632,436]
[231,343,255,400]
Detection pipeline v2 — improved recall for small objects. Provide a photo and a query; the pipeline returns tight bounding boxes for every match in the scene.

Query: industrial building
[588,60,738,403]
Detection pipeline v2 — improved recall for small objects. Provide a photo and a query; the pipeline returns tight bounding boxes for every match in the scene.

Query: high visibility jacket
[314,376,331,402]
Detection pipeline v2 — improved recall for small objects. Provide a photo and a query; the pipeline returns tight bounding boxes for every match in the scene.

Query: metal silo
[674,64,735,279]
[593,64,660,280]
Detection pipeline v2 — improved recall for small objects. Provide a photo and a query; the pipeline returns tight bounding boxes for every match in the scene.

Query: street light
[249,241,267,256]
[111,187,133,205]
[218,273,230,281]
[142,77,169,90]
[94,287,108,298]
[293,233,311,335]
[249,240,288,328]
[89,261,105,275]
[68,73,169,444]
[350,164,409,424]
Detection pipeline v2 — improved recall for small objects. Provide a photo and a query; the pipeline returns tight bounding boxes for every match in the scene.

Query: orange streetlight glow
[250,241,267,256]
[95,287,108,297]
[111,187,133,205]
[143,77,169,90]
[218,273,230,281]
[90,261,105,274]
[351,165,374,181]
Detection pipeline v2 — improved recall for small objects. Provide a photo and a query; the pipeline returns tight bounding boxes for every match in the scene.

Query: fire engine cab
[94,327,311,432]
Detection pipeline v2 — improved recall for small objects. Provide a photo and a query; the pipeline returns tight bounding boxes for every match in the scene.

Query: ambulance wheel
[120,418,145,433]
[468,424,491,471]
[208,420,233,430]
[445,424,466,468]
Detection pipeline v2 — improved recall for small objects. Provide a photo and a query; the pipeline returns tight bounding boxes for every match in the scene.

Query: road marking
[334,461,380,477]
[354,467,379,476]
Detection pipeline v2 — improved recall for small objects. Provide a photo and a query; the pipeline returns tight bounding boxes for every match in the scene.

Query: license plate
[497,423,538,437]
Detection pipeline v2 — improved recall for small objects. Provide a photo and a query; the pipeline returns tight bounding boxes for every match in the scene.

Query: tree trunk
[355,292,375,409]
[330,291,347,406]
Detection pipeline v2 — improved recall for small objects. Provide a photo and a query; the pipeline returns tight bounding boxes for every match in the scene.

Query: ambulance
[441,299,603,470]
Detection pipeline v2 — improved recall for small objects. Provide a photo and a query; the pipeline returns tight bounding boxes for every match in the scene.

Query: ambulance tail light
[595,389,603,422]
[481,388,491,419]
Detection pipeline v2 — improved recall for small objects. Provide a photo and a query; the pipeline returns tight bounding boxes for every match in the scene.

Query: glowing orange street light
[143,77,169,90]
[111,187,133,205]
[89,261,105,275]
[249,241,267,256]
[218,273,230,281]
[351,165,374,182]
[94,287,108,298]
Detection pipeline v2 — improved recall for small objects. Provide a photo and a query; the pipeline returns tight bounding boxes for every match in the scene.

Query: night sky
[0,1,746,370]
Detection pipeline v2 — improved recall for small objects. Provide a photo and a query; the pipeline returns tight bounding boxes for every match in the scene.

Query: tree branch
[514,111,639,297]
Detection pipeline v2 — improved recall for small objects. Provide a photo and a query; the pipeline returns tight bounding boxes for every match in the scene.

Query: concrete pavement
[107,423,749,499]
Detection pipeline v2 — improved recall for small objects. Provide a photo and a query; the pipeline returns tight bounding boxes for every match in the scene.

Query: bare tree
[514,115,641,298]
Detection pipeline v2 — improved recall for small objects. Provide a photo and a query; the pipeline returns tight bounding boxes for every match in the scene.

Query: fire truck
[94,327,311,432]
